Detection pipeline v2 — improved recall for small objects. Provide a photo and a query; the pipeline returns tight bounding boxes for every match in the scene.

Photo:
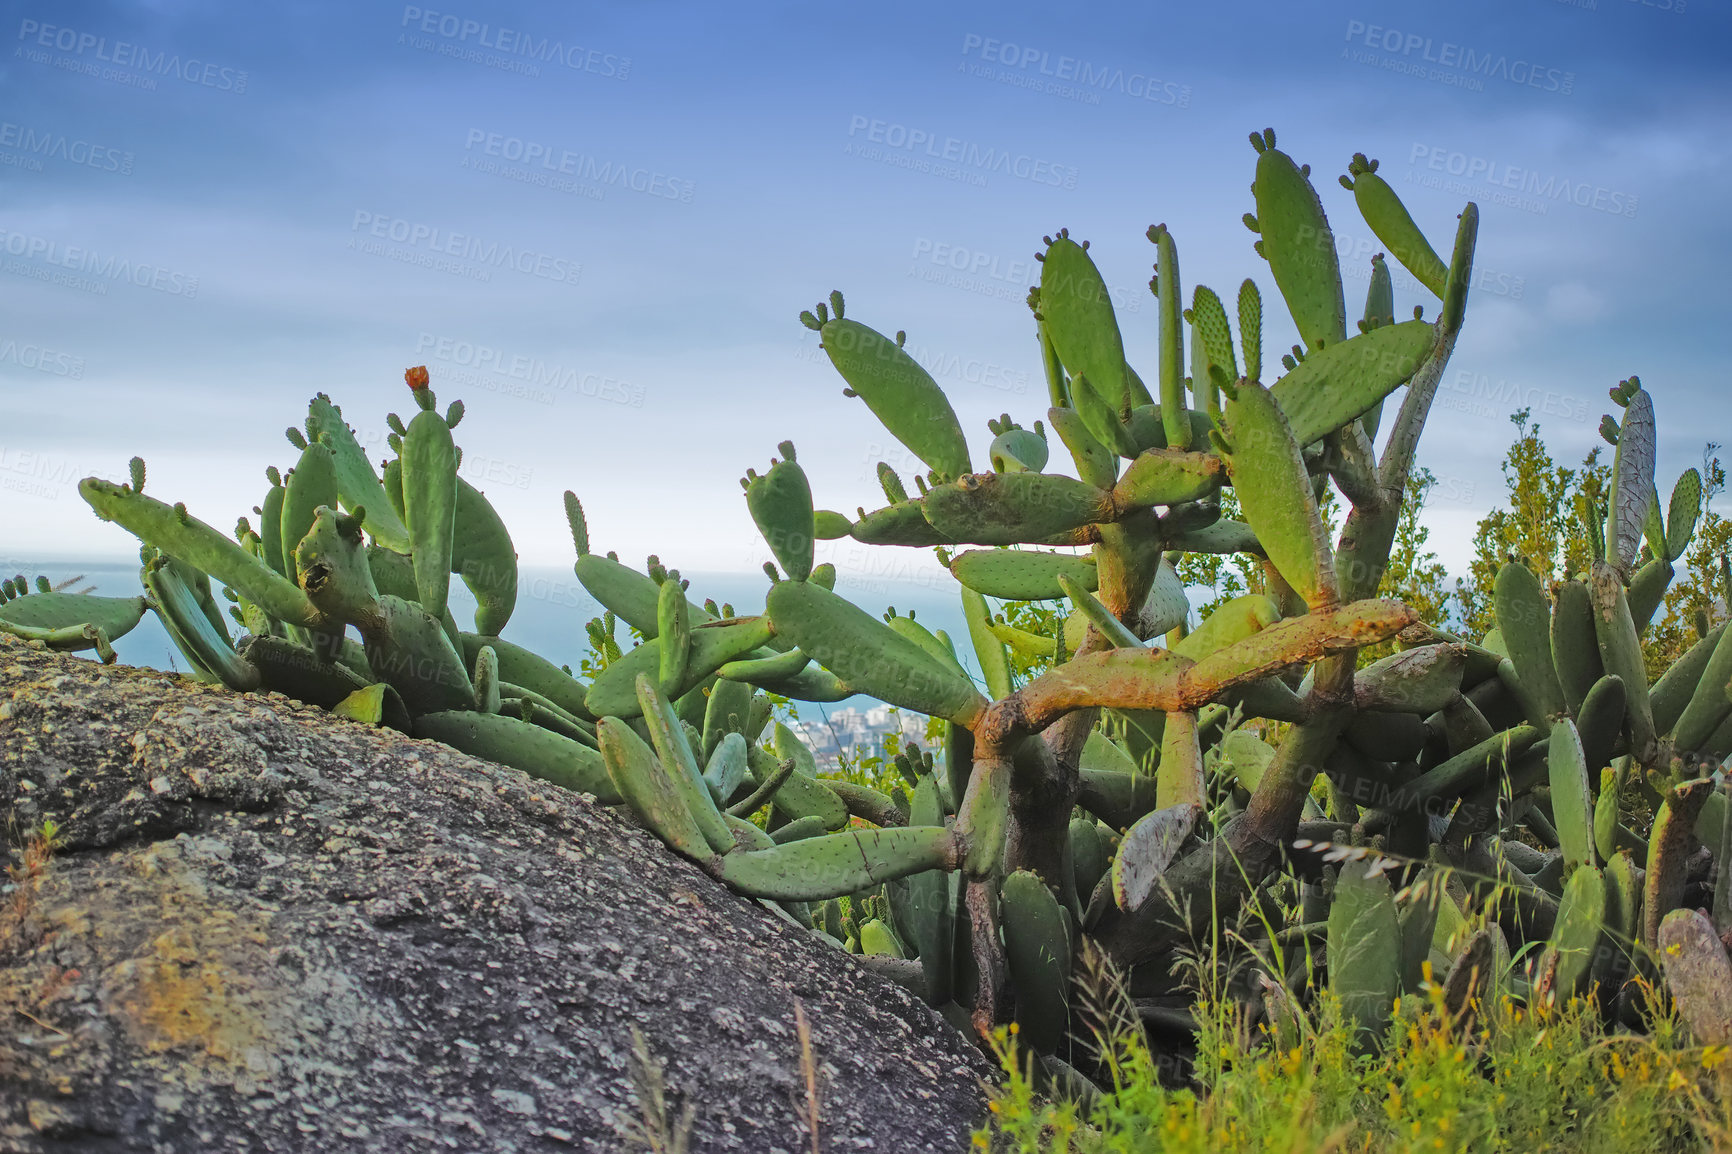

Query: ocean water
[12,560,991,722]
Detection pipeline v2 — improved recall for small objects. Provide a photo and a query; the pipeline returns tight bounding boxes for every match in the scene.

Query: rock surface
[0,637,995,1152]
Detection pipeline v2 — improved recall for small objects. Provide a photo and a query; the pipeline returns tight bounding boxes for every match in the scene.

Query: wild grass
[974,944,1732,1153]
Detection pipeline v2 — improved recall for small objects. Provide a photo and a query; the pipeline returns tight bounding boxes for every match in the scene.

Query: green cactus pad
[1040,234,1130,414]
[458,632,594,722]
[141,559,257,689]
[1546,862,1607,1001]
[1575,674,1626,778]
[1169,518,1264,557]
[715,824,959,901]
[949,548,1097,601]
[1267,320,1435,449]
[1352,643,1465,716]
[1068,816,1108,901]
[850,501,950,547]
[747,453,816,583]
[1549,579,1602,717]
[727,661,852,702]
[1494,561,1566,726]
[416,709,616,803]
[363,594,476,715]
[922,472,1114,548]
[584,616,774,719]
[1222,380,1338,609]
[1588,560,1656,758]
[1216,727,1277,793]
[1065,371,1142,459]
[714,646,810,684]
[598,715,714,862]
[1593,768,1623,865]
[1150,225,1190,448]
[1357,258,1395,439]
[452,477,518,636]
[989,426,1049,474]
[1396,865,1445,994]
[0,589,147,642]
[1111,449,1225,511]
[1670,612,1732,753]
[1171,594,1281,663]
[884,612,968,676]
[280,441,339,591]
[700,678,753,760]
[1190,286,1239,389]
[768,581,985,726]
[820,316,971,482]
[1667,468,1703,561]
[1328,856,1402,1049]
[763,725,850,831]
[1595,850,1641,988]
[400,408,459,623]
[813,509,853,540]
[82,478,323,629]
[1548,718,1596,871]
[1000,870,1073,1055]
[573,553,712,638]
[258,479,287,577]
[306,394,411,552]
[1236,278,1263,383]
[1627,560,1674,644]
[1250,132,1347,353]
[636,674,735,855]
[1060,575,1140,649]
[961,588,1013,700]
[1156,711,1205,809]
[1342,156,1448,298]
[895,776,955,1003]
[1124,405,1217,456]
[656,577,692,697]
[1046,405,1118,490]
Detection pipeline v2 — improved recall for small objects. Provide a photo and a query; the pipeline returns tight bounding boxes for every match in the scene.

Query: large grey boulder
[0,637,994,1152]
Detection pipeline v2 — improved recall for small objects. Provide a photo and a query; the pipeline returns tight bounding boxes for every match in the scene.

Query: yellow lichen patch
[109,921,270,1065]
[96,849,281,1076]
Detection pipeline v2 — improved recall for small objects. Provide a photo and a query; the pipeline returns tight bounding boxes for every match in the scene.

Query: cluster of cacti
[41,126,1731,1093]
[0,571,143,664]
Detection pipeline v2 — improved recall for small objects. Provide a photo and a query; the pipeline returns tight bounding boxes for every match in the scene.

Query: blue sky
[2,0,1728,603]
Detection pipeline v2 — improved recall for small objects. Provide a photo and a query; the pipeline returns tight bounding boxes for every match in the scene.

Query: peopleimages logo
[349,212,582,286]
[1406,144,1637,219]
[845,115,1078,189]
[0,121,133,175]
[0,228,198,297]
[0,338,84,378]
[1342,20,1574,96]
[415,332,645,407]
[15,19,248,93]
[959,34,1191,108]
[462,130,694,203]
[398,7,630,78]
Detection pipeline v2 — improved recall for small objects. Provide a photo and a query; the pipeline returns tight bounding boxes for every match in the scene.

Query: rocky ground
[0,636,995,1152]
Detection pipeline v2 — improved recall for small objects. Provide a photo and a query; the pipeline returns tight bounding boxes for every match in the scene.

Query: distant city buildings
[789,705,930,767]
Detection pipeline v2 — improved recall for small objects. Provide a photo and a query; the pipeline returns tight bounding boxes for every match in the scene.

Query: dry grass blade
[794,998,822,1154]
[618,1026,693,1154]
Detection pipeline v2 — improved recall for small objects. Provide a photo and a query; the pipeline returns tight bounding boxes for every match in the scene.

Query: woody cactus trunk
[28,125,1727,1091]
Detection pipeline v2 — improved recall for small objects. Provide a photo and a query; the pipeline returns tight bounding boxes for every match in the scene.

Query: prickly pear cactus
[66,125,1732,1091]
